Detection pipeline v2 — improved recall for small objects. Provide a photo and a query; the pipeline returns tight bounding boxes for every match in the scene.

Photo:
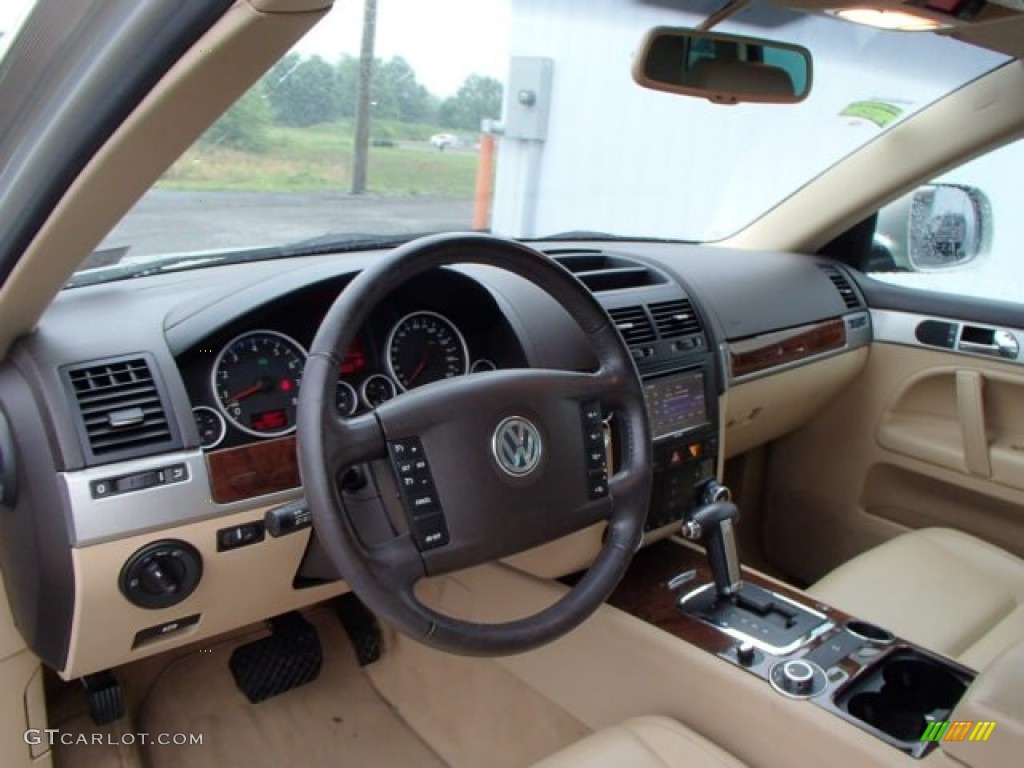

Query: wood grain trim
[609,539,856,652]
[730,318,846,379]
[207,436,300,503]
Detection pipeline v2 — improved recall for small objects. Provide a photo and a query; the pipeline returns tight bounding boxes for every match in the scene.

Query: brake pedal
[229,612,322,703]
[82,670,125,726]
[334,593,382,666]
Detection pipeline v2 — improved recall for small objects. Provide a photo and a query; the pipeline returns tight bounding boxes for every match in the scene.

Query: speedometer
[211,330,306,438]
[385,311,469,391]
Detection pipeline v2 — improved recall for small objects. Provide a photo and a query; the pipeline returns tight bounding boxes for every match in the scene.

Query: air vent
[649,299,702,339]
[819,264,863,310]
[66,356,178,462]
[608,306,656,345]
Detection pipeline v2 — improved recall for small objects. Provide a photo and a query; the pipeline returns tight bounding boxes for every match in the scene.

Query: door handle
[958,328,1019,360]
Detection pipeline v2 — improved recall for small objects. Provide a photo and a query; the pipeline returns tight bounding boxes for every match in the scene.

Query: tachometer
[386,311,469,391]
[211,330,306,438]
[336,380,359,417]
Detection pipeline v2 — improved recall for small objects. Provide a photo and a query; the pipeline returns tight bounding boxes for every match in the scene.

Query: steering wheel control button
[768,658,828,699]
[408,491,440,514]
[580,401,609,498]
[389,437,449,550]
[410,513,449,550]
[217,521,266,551]
[587,470,609,499]
[492,416,543,477]
[390,437,424,459]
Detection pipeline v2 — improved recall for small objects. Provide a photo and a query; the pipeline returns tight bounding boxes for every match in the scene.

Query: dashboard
[0,239,871,680]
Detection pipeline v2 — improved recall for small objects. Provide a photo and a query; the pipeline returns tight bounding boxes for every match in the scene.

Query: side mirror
[633,27,812,105]
[874,184,991,272]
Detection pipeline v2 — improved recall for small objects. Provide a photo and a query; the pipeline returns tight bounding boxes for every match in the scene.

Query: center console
[598,289,720,535]
[610,539,977,759]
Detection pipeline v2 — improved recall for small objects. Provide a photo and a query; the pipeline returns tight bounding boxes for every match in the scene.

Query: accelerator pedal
[229,611,322,703]
[334,593,382,666]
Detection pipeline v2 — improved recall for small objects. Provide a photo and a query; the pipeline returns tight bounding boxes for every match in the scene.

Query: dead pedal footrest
[229,611,322,703]
[82,670,125,726]
[334,593,382,667]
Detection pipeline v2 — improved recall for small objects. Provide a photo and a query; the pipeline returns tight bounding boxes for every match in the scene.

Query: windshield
[0,1,35,59]
[86,0,1007,273]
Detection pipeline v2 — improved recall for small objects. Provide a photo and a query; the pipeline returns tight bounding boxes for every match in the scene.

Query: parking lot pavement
[99,189,475,260]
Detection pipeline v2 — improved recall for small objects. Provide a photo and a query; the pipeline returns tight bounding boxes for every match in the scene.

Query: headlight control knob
[120,540,202,609]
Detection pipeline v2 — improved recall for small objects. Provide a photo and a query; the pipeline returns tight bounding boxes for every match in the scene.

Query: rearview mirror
[633,27,812,105]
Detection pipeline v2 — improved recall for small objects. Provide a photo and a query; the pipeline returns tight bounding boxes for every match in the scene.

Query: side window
[868,136,1023,305]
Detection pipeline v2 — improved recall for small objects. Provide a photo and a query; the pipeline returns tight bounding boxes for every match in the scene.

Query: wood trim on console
[206,436,299,503]
[609,538,856,652]
[729,318,846,379]
[610,539,976,758]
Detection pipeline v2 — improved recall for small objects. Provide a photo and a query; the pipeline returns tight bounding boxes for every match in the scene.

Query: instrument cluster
[179,274,517,451]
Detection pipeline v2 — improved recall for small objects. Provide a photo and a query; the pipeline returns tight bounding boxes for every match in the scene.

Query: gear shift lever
[677,483,832,655]
[681,486,742,598]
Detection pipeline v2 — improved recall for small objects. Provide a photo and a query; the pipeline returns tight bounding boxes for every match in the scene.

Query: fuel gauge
[193,406,226,450]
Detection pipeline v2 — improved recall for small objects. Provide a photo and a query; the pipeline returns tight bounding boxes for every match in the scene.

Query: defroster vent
[65,355,180,464]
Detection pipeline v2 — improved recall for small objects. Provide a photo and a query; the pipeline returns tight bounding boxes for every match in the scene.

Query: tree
[438,75,503,132]
[264,54,341,127]
[336,55,361,118]
[338,55,437,124]
[200,82,271,152]
[376,57,436,124]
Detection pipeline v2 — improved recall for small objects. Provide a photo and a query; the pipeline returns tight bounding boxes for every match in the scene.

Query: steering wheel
[297,233,652,655]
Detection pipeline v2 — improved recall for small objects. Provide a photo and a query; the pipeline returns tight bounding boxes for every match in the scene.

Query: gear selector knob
[681,498,741,598]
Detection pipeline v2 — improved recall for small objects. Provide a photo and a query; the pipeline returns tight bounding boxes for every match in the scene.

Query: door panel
[761,324,1024,585]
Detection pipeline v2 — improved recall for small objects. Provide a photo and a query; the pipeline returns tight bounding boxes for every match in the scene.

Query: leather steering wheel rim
[297,233,652,655]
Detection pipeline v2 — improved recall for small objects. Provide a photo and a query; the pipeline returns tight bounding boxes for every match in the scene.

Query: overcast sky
[0,1,509,98]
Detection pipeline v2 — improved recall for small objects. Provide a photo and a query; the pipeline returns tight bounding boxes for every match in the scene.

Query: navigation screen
[644,371,708,438]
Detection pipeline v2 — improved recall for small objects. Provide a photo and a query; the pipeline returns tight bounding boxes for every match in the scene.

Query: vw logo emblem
[492,416,543,477]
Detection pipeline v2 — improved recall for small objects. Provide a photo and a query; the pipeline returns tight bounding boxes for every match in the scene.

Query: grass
[158,122,479,196]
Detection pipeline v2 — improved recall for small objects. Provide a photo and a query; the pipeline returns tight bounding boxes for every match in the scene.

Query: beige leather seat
[532,716,746,768]
[809,528,1024,671]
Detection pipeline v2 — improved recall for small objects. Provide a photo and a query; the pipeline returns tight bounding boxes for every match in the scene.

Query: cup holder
[837,650,971,745]
[847,692,926,742]
[882,658,966,710]
[846,620,895,645]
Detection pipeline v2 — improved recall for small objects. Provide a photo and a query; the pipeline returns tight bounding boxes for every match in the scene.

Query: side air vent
[608,306,657,344]
[649,299,702,339]
[65,356,179,463]
[551,251,667,292]
[819,264,863,310]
